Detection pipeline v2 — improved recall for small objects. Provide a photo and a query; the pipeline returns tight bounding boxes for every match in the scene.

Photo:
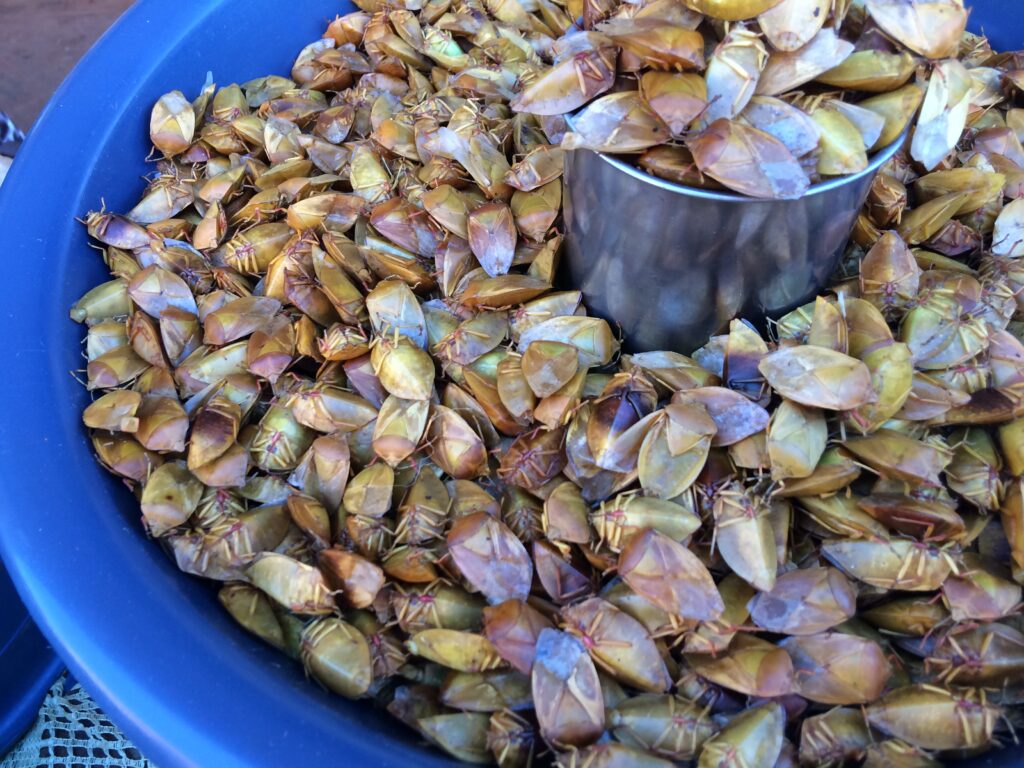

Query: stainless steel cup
[561,136,906,354]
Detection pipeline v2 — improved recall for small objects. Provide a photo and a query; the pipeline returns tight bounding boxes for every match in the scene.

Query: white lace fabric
[2,676,152,768]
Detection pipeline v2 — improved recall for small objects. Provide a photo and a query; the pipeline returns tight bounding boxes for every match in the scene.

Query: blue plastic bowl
[0,560,62,755]
[0,2,1019,767]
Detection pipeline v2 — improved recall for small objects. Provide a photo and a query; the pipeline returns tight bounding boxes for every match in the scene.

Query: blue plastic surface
[0,1,1019,767]
[969,2,1020,51]
[0,560,62,755]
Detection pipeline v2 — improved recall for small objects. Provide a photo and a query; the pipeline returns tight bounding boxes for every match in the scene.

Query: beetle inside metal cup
[562,131,906,354]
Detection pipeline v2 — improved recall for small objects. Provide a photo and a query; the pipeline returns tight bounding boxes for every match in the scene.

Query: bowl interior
[0,2,1020,767]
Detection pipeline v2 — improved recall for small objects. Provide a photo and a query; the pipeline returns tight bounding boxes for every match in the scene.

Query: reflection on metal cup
[561,133,906,353]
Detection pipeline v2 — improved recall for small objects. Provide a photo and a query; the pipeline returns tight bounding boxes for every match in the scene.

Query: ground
[0,0,133,143]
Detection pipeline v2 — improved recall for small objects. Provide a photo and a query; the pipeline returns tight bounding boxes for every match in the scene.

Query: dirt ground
[0,0,133,135]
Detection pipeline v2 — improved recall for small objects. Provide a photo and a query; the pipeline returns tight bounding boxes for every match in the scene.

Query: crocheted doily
[2,676,152,768]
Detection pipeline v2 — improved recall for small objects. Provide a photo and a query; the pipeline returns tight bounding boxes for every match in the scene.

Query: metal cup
[561,135,906,354]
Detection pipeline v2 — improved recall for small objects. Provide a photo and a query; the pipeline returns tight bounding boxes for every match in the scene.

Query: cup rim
[572,124,910,203]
